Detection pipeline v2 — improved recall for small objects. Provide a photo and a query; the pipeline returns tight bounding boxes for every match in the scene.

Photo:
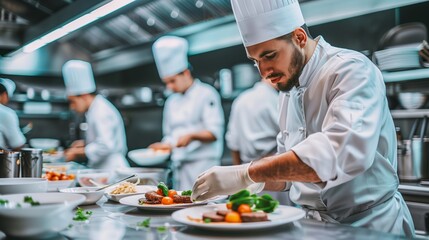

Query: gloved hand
[191,163,265,201]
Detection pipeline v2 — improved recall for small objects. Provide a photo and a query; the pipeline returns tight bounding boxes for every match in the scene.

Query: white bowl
[60,187,104,205]
[128,148,170,166]
[398,92,427,109]
[0,178,48,194]
[47,179,75,192]
[76,169,111,187]
[115,167,169,185]
[29,138,60,151]
[0,192,85,238]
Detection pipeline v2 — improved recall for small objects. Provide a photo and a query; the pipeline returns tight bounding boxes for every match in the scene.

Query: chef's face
[162,70,191,93]
[246,33,305,92]
[0,92,9,105]
[67,95,88,113]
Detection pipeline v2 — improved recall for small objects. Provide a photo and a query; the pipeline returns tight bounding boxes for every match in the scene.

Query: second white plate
[104,185,157,202]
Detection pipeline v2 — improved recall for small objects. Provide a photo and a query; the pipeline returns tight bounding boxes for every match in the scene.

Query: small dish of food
[104,181,157,202]
[43,170,75,191]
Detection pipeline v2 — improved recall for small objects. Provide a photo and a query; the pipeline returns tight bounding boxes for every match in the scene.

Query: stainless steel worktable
[0,196,406,240]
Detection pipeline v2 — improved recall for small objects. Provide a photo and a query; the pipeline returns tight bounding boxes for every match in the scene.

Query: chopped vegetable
[73,207,93,221]
[228,190,279,213]
[225,212,241,223]
[157,182,169,196]
[237,204,252,213]
[161,197,173,205]
[167,189,177,198]
[137,218,151,228]
[0,199,8,205]
[181,190,192,196]
[157,226,167,233]
[24,196,40,206]
[203,218,211,223]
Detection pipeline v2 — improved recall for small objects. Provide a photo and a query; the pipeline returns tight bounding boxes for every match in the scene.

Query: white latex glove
[191,163,265,201]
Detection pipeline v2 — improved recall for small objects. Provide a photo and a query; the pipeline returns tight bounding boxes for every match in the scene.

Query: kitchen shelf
[390,109,429,119]
[16,111,71,120]
[383,68,429,83]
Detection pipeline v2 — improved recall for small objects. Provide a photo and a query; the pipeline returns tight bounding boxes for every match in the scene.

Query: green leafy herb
[0,199,8,205]
[73,207,93,221]
[157,182,169,196]
[228,190,279,213]
[137,218,151,228]
[181,190,192,196]
[156,226,167,233]
[203,218,211,223]
[24,196,40,206]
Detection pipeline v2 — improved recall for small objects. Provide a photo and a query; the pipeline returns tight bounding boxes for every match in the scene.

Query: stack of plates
[373,44,421,71]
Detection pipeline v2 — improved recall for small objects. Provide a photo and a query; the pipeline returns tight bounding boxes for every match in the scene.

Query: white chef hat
[62,60,96,96]
[231,0,305,47]
[152,36,189,79]
[0,78,16,97]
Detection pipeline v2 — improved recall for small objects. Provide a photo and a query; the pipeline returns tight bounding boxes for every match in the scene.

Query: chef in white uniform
[150,36,224,190]
[0,78,26,150]
[192,0,414,237]
[62,60,129,169]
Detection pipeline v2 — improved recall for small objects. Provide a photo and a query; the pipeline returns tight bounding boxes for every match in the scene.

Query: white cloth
[231,0,304,47]
[277,36,414,236]
[0,104,25,150]
[62,60,96,96]
[0,78,16,97]
[226,81,279,163]
[84,95,129,169]
[152,36,188,79]
[162,79,224,188]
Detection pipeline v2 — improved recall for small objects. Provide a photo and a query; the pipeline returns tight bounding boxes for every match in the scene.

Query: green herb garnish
[157,182,169,196]
[203,218,211,223]
[137,218,151,228]
[73,207,93,221]
[156,226,167,233]
[0,199,8,205]
[228,189,279,213]
[181,190,192,196]
[24,196,40,206]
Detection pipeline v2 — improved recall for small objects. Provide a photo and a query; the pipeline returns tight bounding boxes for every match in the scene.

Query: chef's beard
[276,46,305,92]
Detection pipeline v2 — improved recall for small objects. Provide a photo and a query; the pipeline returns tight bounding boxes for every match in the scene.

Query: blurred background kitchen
[1,0,429,235]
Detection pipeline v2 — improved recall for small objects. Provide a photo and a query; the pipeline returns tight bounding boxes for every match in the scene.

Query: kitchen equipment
[20,148,43,178]
[76,169,112,187]
[398,92,427,109]
[29,138,60,152]
[0,178,48,194]
[128,148,170,166]
[115,167,170,186]
[399,117,429,181]
[0,151,20,178]
[232,63,259,90]
[219,68,233,98]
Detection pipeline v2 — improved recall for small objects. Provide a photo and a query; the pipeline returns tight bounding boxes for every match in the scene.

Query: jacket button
[298,127,305,132]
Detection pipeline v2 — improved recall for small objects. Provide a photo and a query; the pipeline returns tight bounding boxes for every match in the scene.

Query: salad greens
[181,190,192,196]
[228,189,279,213]
[137,218,151,228]
[0,199,8,205]
[24,196,40,206]
[157,182,169,196]
[73,207,93,221]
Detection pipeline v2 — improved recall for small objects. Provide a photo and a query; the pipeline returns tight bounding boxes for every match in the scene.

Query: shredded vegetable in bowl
[109,179,140,195]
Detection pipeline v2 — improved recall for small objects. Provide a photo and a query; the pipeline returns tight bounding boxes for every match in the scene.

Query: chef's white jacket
[84,95,129,169]
[0,104,25,149]
[278,37,414,236]
[226,81,279,163]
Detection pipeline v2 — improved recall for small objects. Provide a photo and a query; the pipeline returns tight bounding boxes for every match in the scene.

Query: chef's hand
[64,147,83,162]
[191,163,265,201]
[148,142,173,152]
[70,140,85,148]
[176,134,193,148]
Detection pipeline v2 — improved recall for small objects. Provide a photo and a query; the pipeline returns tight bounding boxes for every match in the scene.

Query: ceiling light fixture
[22,0,136,54]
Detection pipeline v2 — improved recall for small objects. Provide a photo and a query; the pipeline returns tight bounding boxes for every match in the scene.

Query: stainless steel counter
[0,197,406,240]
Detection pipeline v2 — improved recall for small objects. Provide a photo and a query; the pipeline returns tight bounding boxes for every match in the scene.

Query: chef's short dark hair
[277,24,312,42]
[0,83,6,95]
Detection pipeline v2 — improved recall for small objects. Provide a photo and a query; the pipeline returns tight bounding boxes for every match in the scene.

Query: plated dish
[104,185,157,202]
[171,204,305,231]
[119,193,227,211]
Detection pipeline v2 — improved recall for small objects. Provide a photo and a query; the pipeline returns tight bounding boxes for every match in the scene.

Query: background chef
[192,0,414,237]
[0,78,26,150]
[149,36,224,190]
[62,60,129,169]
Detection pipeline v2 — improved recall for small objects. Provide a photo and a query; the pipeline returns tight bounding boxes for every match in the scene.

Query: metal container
[20,148,43,178]
[0,151,20,178]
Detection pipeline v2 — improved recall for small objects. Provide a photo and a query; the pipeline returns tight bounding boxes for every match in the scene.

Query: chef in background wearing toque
[150,36,224,190]
[0,78,26,150]
[192,0,414,237]
[62,60,129,169]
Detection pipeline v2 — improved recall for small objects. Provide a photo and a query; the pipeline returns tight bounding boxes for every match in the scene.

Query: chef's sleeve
[291,58,386,186]
[225,100,239,151]
[3,111,26,149]
[201,90,224,141]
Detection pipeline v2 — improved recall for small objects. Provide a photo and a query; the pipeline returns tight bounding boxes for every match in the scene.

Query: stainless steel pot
[0,151,20,178]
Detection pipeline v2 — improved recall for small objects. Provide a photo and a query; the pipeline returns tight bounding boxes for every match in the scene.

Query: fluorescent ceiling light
[22,0,135,54]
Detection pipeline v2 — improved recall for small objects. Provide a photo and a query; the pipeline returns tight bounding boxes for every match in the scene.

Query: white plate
[47,180,75,192]
[127,148,170,166]
[171,204,305,231]
[0,192,85,238]
[0,178,48,194]
[119,193,227,211]
[104,185,157,202]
